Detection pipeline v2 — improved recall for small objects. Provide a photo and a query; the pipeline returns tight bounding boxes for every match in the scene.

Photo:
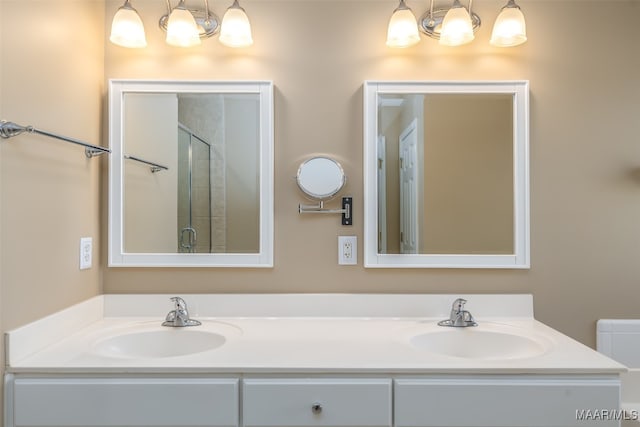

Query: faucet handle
[170,296,187,312]
[164,297,201,327]
[452,298,467,312]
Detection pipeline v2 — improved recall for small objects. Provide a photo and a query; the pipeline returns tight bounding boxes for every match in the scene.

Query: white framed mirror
[109,80,274,267]
[363,81,529,268]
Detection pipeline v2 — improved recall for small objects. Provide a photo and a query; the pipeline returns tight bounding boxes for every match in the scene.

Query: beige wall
[423,94,514,254]
[1,0,104,335]
[124,93,179,252]
[226,97,260,253]
[102,0,640,348]
[0,0,105,421]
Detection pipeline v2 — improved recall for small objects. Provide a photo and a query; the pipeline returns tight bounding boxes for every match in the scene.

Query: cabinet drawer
[12,377,239,427]
[394,378,620,427]
[242,378,392,427]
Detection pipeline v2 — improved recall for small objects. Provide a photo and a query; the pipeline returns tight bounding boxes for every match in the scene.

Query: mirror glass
[296,157,346,200]
[109,80,274,267]
[363,81,529,268]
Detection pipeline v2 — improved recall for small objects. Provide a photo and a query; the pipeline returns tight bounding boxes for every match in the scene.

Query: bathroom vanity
[4,294,625,427]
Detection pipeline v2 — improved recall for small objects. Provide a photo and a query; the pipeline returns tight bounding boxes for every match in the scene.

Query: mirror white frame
[109,80,274,267]
[363,81,530,268]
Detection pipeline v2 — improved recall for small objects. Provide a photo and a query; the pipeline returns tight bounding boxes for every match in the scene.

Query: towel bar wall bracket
[0,120,111,158]
[299,196,353,226]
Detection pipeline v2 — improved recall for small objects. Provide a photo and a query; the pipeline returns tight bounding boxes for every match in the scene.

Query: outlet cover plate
[338,236,357,265]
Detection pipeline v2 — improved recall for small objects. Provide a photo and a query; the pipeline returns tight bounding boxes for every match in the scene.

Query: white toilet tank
[598,319,640,425]
[598,319,640,367]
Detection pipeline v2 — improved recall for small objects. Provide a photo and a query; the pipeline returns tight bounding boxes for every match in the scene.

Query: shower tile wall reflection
[122,92,261,255]
[179,96,222,253]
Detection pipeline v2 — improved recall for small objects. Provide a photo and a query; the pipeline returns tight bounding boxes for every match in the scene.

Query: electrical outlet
[80,237,92,270]
[338,236,357,265]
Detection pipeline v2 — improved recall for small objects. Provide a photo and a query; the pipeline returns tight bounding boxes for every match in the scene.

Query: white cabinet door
[243,378,392,427]
[11,377,239,427]
[395,377,621,427]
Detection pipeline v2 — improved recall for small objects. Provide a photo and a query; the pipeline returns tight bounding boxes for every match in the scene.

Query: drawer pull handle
[311,403,323,414]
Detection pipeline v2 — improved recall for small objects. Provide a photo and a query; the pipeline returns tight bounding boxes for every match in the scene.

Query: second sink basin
[409,324,551,360]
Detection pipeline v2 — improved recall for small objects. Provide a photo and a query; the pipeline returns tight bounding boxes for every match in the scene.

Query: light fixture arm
[502,0,521,11]
[419,0,481,40]
[204,0,211,23]
[159,0,220,39]
[395,0,410,12]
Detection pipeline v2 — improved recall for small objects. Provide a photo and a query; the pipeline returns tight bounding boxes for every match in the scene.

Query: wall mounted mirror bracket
[297,156,353,225]
[298,197,353,226]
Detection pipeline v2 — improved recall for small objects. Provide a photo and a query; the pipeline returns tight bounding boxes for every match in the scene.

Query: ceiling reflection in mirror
[364,81,529,268]
[109,81,274,267]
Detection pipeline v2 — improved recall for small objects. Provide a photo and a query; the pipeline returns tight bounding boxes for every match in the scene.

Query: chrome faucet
[162,296,201,327]
[438,298,478,327]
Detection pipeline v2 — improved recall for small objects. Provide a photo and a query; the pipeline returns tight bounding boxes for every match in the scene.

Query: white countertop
[4,294,626,375]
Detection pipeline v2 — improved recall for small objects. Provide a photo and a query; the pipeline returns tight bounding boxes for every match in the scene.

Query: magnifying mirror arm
[298,197,353,226]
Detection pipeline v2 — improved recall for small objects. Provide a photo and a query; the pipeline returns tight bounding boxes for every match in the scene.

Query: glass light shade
[439,4,474,46]
[166,6,201,47]
[110,4,147,48]
[490,5,527,47]
[386,5,420,48]
[219,2,253,48]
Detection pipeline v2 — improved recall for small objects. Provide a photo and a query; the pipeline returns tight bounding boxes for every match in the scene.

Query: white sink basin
[409,325,550,360]
[92,324,236,359]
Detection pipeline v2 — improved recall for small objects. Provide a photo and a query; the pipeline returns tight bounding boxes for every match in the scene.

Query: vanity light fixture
[386,0,421,48]
[490,0,527,47]
[160,0,216,47]
[110,0,147,48]
[109,0,254,48]
[219,0,254,47]
[387,0,527,48]
[438,0,476,46]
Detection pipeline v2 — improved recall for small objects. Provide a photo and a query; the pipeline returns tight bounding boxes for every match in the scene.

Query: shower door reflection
[177,124,212,253]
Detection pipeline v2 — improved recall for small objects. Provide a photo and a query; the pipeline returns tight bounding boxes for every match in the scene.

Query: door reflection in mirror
[378,93,514,255]
[177,124,211,253]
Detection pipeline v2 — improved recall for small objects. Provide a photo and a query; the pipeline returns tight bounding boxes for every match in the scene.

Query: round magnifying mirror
[296,157,346,201]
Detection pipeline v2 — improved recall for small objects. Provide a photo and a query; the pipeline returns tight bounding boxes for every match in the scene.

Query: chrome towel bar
[124,154,169,173]
[0,120,111,158]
